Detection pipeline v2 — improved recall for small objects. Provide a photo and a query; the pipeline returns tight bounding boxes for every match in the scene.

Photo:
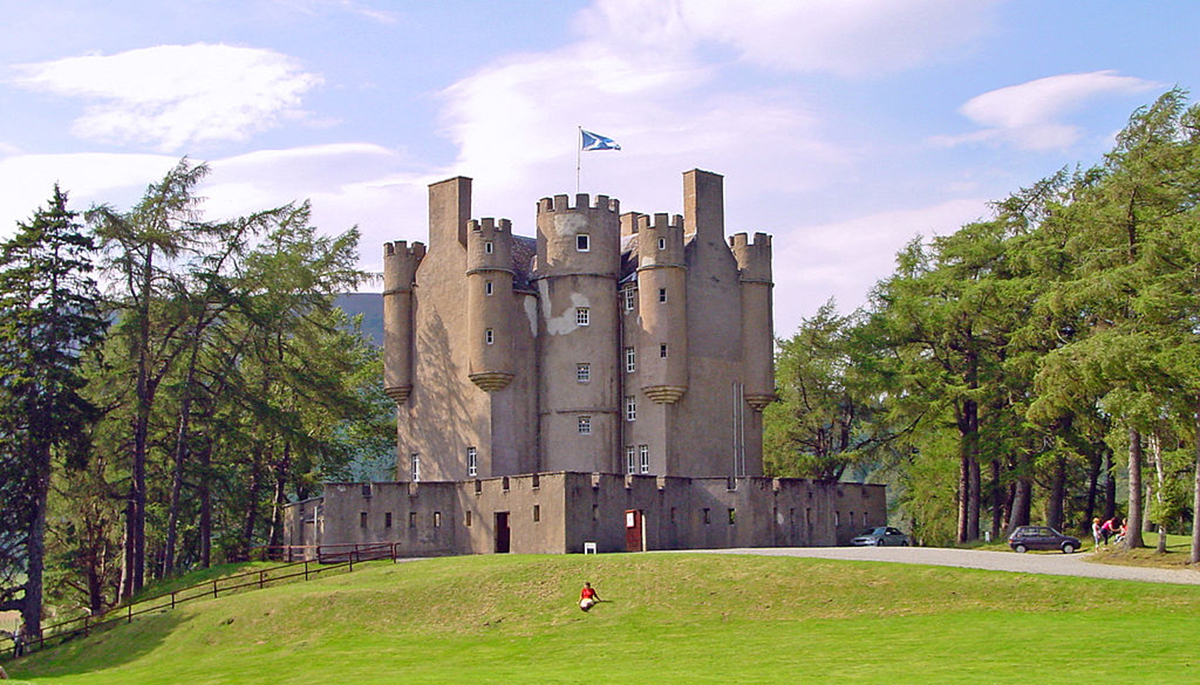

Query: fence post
[213,579,219,599]
[171,592,176,610]
[127,604,132,624]
[84,614,90,637]
[259,570,265,590]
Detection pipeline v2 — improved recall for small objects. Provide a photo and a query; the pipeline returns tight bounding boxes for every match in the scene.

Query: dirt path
[678,546,1200,585]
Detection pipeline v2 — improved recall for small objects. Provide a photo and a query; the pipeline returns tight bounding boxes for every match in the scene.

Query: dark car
[851,526,909,546]
[1008,525,1080,553]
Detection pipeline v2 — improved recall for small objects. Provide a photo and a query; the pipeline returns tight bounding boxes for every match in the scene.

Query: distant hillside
[335,292,384,347]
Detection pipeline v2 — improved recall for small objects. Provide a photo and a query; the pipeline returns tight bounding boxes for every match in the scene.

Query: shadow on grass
[5,610,190,680]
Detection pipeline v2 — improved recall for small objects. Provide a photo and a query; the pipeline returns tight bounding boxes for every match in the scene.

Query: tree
[0,186,106,637]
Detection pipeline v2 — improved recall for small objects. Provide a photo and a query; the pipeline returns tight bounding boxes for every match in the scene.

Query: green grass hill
[6,553,1200,684]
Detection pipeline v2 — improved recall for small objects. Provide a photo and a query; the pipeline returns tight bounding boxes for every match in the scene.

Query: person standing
[1091,517,1102,548]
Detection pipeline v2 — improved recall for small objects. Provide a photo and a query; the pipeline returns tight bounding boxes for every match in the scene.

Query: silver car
[851,526,909,546]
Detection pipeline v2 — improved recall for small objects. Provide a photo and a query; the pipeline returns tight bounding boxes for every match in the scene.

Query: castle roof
[512,235,537,293]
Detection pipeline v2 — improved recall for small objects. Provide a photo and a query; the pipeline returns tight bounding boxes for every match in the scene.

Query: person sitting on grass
[579,582,601,612]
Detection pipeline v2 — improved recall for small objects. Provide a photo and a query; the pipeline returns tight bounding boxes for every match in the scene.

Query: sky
[3,0,1199,337]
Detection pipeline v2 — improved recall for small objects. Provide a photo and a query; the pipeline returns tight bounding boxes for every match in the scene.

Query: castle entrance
[494,512,511,553]
[625,510,644,552]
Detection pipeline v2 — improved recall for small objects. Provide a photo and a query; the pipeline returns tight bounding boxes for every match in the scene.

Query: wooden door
[625,509,643,552]
[495,512,510,553]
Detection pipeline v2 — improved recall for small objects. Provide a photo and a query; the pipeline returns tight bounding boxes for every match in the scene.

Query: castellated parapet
[731,232,776,411]
[466,218,516,392]
[382,240,425,405]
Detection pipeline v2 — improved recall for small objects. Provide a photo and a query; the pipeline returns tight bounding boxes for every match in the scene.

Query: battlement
[730,232,772,282]
[634,212,686,267]
[468,217,513,235]
[635,212,685,234]
[383,240,426,291]
[537,193,620,215]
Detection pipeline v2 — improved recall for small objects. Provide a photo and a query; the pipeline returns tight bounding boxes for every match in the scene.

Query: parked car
[851,526,909,546]
[1007,526,1080,553]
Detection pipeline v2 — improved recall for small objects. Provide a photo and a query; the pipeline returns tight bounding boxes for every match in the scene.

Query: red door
[625,510,643,552]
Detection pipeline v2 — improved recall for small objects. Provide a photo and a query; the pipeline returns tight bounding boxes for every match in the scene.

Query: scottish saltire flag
[581,129,621,151]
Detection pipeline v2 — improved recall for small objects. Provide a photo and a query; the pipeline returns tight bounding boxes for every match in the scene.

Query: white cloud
[771,198,989,334]
[10,44,323,152]
[935,71,1161,150]
[577,0,1001,76]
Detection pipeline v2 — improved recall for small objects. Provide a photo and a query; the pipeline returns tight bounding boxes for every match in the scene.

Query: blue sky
[3,1,1198,336]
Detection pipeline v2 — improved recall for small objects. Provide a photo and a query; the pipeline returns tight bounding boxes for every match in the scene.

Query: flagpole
[576,126,582,195]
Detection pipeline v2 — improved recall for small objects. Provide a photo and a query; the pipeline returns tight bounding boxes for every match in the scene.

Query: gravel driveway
[678,546,1200,585]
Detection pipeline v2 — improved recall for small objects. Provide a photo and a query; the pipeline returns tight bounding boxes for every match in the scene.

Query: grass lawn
[5,552,1200,684]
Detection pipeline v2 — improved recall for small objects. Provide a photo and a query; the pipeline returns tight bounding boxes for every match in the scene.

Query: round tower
[533,193,621,473]
[383,240,426,405]
[636,212,688,403]
[466,218,516,391]
[731,232,775,411]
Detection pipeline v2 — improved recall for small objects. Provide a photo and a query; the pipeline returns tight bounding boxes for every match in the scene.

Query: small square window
[577,363,591,383]
[577,234,590,252]
[658,237,666,250]
[658,288,667,303]
[485,241,494,254]
[625,347,636,373]
[485,328,495,345]
[622,288,636,312]
[576,308,590,326]
[578,416,592,435]
[485,281,494,296]
[625,396,637,421]
[660,343,668,358]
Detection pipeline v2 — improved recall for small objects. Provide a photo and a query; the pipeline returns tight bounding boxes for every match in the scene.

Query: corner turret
[730,232,775,412]
[466,218,516,392]
[383,240,426,405]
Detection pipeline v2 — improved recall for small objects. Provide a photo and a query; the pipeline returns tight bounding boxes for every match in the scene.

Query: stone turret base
[385,386,412,405]
[470,372,515,392]
[745,393,777,412]
[643,385,687,404]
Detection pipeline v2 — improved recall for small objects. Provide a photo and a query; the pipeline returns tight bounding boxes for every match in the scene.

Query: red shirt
[581,587,597,600]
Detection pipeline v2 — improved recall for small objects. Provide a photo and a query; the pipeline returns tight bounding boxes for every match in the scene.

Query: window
[577,363,591,383]
[660,343,668,358]
[703,508,711,525]
[467,446,477,477]
[639,445,649,474]
[625,347,636,373]
[578,415,592,435]
[622,287,636,312]
[485,328,494,345]
[410,453,420,481]
[576,234,590,252]
[465,510,473,527]
[409,512,417,528]
[592,504,599,521]
[626,446,636,474]
[360,512,368,528]
[625,396,637,421]
[385,512,393,529]
[533,505,541,522]
[835,511,841,527]
[434,511,442,528]
[485,241,494,254]
[658,237,666,250]
[485,280,494,296]
[576,307,590,326]
[658,287,667,303]
[728,508,736,525]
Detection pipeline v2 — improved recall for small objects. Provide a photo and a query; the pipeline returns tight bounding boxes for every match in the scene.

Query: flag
[581,129,621,151]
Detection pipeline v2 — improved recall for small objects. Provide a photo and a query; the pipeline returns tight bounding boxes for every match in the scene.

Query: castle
[283,170,886,555]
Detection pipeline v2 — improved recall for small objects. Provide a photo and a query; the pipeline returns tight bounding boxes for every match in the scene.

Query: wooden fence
[0,542,403,662]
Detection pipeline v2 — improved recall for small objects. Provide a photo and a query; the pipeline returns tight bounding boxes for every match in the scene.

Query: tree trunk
[1152,433,1167,554]
[1084,450,1101,528]
[1046,456,1065,532]
[1007,477,1032,535]
[268,443,292,549]
[1126,426,1145,548]
[199,440,213,569]
[1104,448,1117,520]
[1191,401,1200,564]
[163,332,203,577]
[21,442,51,640]
[990,459,1002,542]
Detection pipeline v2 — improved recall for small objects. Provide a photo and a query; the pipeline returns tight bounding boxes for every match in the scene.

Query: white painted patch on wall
[555,213,586,236]
[523,295,538,337]
[540,280,590,336]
